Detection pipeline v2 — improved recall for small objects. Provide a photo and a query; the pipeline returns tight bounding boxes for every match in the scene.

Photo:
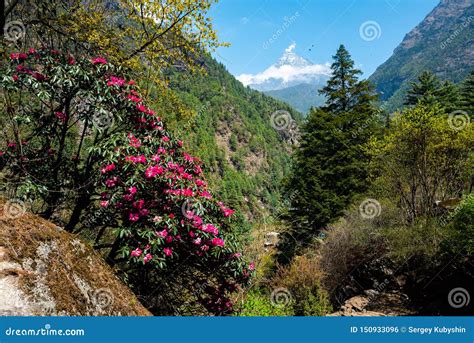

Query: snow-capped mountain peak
[237,43,330,92]
[275,43,312,68]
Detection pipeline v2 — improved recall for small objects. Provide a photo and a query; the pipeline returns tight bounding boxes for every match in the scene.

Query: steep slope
[369,0,474,111]
[0,199,151,316]
[265,83,325,114]
[167,56,302,221]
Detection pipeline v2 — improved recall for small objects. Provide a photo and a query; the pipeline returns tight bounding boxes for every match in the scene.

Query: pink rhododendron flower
[10,52,27,61]
[222,208,235,217]
[181,172,192,180]
[193,238,202,245]
[101,163,116,174]
[163,248,173,256]
[162,136,170,142]
[107,76,125,87]
[201,245,209,251]
[105,177,118,188]
[100,200,109,207]
[143,253,153,263]
[136,155,147,163]
[192,215,203,228]
[156,229,168,238]
[137,104,152,113]
[129,213,140,222]
[127,94,141,103]
[202,224,219,235]
[211,238,225,247]
[182,188,194,197]
[91,56,107,64]
[131,248,142,257]
[128,133,141,148]
[133,199,145,209]
[249,262,255,271]
[145,165,164,178]
[199,190,212,199]
[195,179,206,187]
[128,186,137,194]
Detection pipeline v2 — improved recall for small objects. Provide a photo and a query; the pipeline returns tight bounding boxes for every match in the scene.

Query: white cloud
[237,64,331,86]
[285,43,296,53]
[237,62,331,87]
[237,43,331,88]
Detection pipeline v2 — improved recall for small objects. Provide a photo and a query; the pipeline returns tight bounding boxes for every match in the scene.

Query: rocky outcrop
[0,199,151,316]
[328,290,416,316]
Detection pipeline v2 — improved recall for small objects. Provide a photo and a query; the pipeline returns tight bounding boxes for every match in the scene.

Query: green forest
[0,0,472,317]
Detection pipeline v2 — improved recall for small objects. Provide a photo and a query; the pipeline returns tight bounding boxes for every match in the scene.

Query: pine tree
[459,70,474,117]
[438,80,460,113]
[278,45,379,262]
[405,71,442,106]
[319,45,375,114]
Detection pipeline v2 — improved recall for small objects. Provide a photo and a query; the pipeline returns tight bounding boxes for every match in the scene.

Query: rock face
[328,291,416,316]
[0,199,151,316]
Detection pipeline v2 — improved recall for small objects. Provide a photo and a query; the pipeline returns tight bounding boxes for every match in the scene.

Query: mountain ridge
[369,0,474,111]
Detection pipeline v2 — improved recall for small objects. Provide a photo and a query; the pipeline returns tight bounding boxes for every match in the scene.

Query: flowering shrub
[0,48,131,226]
[0,48,253,314]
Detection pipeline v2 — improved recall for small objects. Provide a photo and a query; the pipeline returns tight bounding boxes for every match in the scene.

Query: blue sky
[209,0,439,79]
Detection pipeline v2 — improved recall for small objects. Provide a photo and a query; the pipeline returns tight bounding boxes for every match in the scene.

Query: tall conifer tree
[278,45,379,262]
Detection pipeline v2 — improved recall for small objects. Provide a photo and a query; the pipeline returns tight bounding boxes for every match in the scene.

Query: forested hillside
[166,55,302,220]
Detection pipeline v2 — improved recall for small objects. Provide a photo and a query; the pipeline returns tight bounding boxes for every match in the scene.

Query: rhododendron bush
[0,48,252,315]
